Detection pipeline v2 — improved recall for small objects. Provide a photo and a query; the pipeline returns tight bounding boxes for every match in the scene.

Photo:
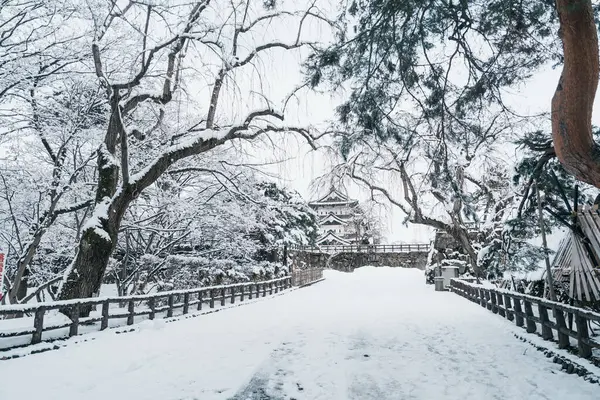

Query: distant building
[308,188,367,246]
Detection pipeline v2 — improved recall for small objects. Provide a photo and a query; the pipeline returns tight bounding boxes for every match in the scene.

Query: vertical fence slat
[127,299,135,325]
[269,282,273,295]
[167,294,174,318]
[523,300,536,333]
[210,289,215,308]
[241,285,245,301]
[230,286,236,304]
[221,288,226,306]
[249,284,254,300]
[183,293,190,315]
[149,297,156,320]
[575,314,592,358]
[32,308,45,344]
[69,304,80,337]
[554,308,570,349]
[479,289,486,308]
[197,291,203,311]
[497,293,505,317]
[513,298,524,327]
[262,283,267,297]
[101,300,110,330]
[503,294,514,321]
[490,292,498,314]
[538,303,553,340]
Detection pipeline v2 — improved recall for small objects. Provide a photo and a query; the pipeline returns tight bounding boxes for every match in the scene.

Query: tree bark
[552,0,600,188]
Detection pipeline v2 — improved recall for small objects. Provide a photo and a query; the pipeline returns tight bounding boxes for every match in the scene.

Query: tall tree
[55,0,328,311]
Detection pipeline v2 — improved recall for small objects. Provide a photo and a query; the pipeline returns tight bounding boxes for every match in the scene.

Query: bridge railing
[0,276,299,351]
[290,243,430,254]
[291,268,324,286]
[450,279,600,360]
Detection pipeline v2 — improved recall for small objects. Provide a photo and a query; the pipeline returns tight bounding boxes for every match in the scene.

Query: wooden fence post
[503,294,514,321]
[241,285,245,301]
[210,289,215,308]
[269,282,273,295]
[490,292,498,314]
[538,303,553,340]
[197,291,203,311]
[275,280,279,293]
[513,298,524,327]
[249,284,253,300]
[69,303,80,337]
[183,293,190,314]
[101,300,110,330]
[221,288,226,306]
[256,284,260,298]
[554,309,570,349]
[167,294,174,317]
[262,283,267,297]
[497,293,505,317]
[575,314,592,358]
[230,286,236,304]
[149,297,156,320]
[523,300,537,333]
[485,291,492,310]
[32,308,45,344]
[127,299,135,325]
[479,289,486,308]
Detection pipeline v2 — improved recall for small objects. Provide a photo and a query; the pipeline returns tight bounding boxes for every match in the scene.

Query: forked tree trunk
[552,0,600,188]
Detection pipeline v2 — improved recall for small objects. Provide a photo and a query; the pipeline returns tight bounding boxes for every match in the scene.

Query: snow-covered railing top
[290,243,430,254]
[0,277,289,313]
[450,278,600,360]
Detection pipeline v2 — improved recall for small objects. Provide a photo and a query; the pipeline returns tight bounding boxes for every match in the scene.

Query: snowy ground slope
[0,267,597,400]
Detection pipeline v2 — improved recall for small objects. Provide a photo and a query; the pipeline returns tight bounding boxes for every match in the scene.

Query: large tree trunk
[552,0,600,187]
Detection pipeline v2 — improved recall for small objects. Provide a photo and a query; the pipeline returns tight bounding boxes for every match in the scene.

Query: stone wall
[289,250,428,272]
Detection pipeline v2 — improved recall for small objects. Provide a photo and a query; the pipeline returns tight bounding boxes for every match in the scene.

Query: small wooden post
[221,288,226,306]
[523,300,536,333]
[127,299,135,325]
[479,289,486,308]
[575,314,592,358]
[183,293,190,314]
[32,308,45,344]
[490,292,498,314]
[210,289,215,308]
[101,300,110,330]
[269,282,273,295]
[167,294,174,318]
[503,294,514,321]
[248,284,253,300]
[554,308,570,349]
[230,286,236,304]
[497,293,505,317]
[538,303,553,340]
[197,291,203,311]
[513,297,524,327]
[256,284,260,298]
[262,283,267,297]
[69,303,80,337]
[275,280,279,294]
[149,297,156,320]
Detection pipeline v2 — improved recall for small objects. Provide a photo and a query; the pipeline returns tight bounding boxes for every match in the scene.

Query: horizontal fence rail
[0,276,305,352]
[291,268,324,286]
[291,243,430,254]
[450,279,600,360]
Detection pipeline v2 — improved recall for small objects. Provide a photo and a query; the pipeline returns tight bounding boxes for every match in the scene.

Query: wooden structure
[548,208,600,303]
[0,270,323,352]
[309,188,365,245]
[290,243,429,254]
[451,279,600,359]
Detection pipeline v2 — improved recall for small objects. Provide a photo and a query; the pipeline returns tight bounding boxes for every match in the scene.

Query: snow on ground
[0,267,597,400]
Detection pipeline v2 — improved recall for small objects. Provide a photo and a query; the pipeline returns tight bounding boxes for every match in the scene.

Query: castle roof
[309,188,358,207]
[316,231,352,246]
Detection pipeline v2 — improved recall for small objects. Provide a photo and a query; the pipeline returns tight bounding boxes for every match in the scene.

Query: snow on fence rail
[450,279,600,359]
[290,243,430,254]
[0,275,306,352]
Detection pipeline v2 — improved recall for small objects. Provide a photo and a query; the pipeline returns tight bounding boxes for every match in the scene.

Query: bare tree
[56,1,329,311]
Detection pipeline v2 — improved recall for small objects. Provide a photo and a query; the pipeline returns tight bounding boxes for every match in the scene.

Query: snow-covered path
[0,267,597,400]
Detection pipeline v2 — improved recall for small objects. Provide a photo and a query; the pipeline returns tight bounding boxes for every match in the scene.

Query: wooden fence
[291,268,324,286]
[450,279,600,359]
[0,275,312,351]
[291,243,430,254]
